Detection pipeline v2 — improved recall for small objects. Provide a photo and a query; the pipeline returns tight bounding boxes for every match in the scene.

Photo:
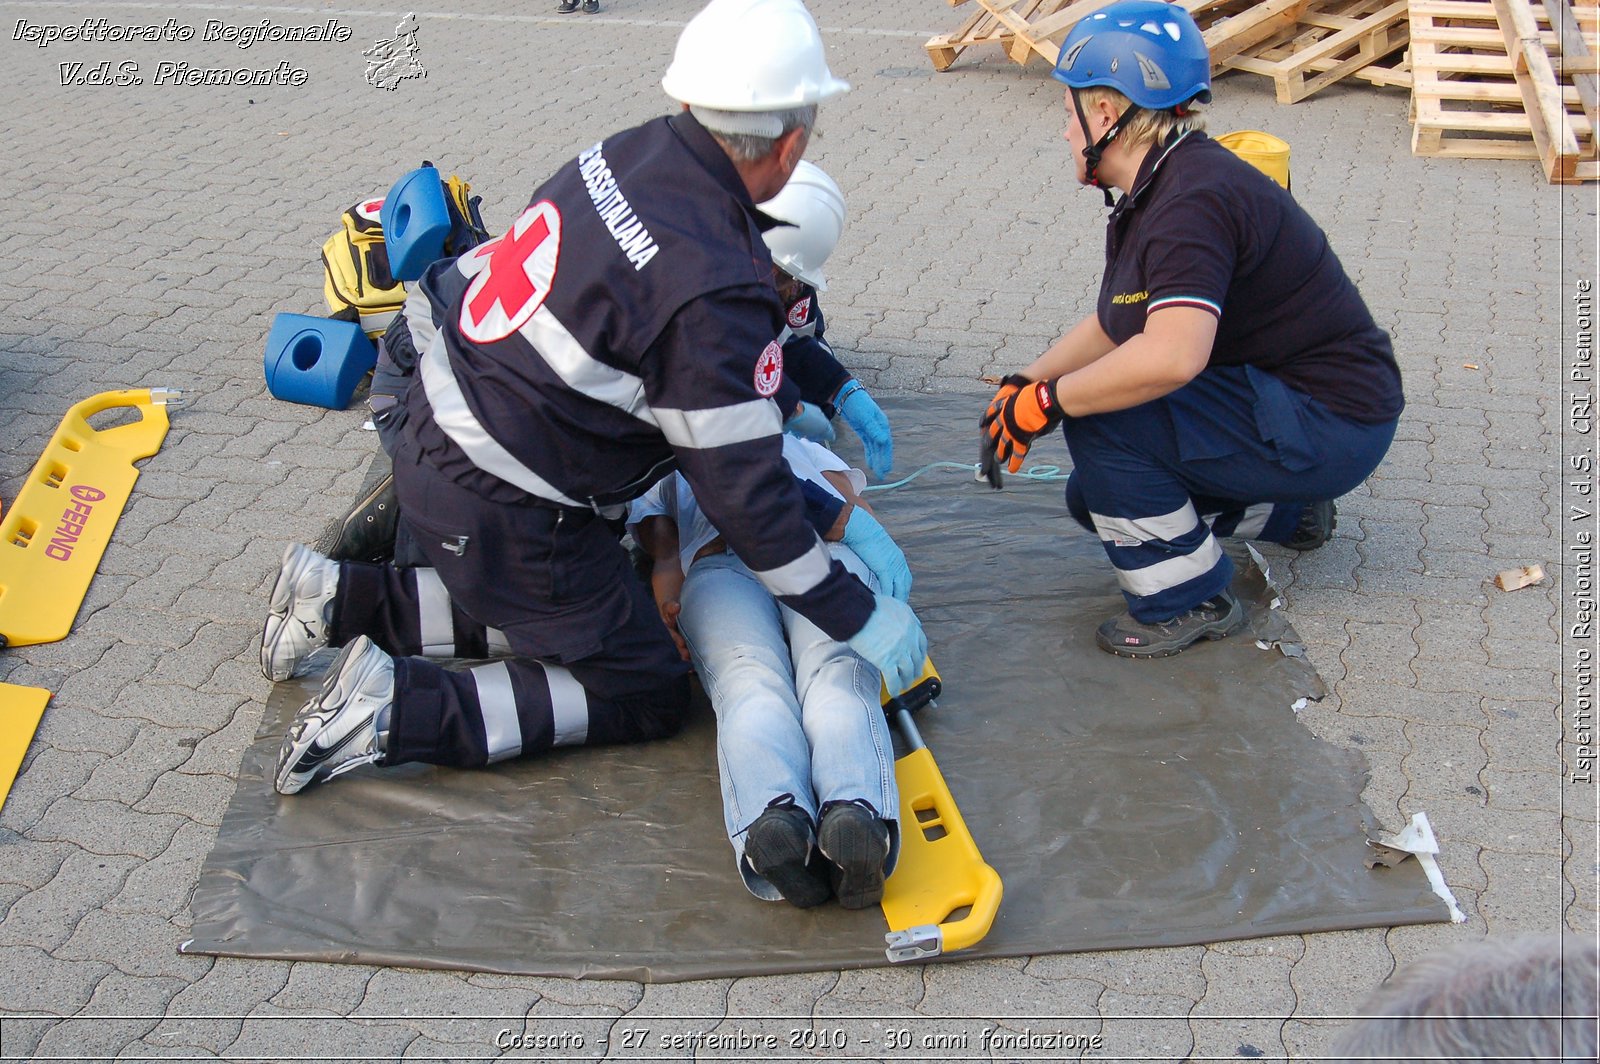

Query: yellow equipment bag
[878,659,1004,962]
[321,197,406,338]
[441,174,489,250]
[1217,129,1292,191]
[321,172,489,338]
[0,388,179,648]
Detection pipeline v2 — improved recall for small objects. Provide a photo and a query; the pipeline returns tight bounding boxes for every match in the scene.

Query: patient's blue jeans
[678,545,900,901]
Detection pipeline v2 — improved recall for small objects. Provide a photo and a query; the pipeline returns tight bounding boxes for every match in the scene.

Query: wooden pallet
[926,0,1030,72]
[926,0,1409,103]
[1496,0,1599,178]
[1338,49,1415,87]
[926,0,1250,71]
[1217,0,1412,101]
[1205,0,1321,67]
[1409,0,1598,179]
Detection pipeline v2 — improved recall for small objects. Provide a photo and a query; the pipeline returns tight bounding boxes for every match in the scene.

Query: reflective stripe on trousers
[1060,365,1397,623]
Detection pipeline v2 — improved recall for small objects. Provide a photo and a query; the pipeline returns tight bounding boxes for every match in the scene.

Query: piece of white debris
[1493,564,1545,591]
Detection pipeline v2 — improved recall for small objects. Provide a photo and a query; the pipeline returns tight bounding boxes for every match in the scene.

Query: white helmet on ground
[760,160,846,291]
[663,0,850,113]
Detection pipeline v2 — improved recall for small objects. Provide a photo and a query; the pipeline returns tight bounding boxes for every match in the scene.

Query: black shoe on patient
[818,800,890,910]
[745,803,831,909]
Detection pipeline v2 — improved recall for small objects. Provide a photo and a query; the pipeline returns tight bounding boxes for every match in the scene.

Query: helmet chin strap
[1072,87,1141,207]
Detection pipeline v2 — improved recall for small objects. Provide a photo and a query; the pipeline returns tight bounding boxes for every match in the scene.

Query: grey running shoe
[744,803,831,909]
[1286,499,1337,551]
[261,543,340,681]
[1095,590,1246,659]
[818,800,890,910]
[275,636,391,795]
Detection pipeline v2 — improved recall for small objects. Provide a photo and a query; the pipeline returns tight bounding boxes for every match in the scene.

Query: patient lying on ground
[629,436,902,909]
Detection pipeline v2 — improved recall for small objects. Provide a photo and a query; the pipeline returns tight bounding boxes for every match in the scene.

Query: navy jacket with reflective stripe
[401,113,874,640]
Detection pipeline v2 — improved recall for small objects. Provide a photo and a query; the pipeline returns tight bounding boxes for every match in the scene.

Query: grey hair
[1328,933,1599,1062]
[695,104,817,163]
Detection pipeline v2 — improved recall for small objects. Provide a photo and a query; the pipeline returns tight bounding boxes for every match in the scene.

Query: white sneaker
[261,543,340,681]
[275,636,392,795]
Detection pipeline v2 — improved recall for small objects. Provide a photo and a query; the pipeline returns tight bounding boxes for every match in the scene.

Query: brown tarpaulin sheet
[185,393,1447,980]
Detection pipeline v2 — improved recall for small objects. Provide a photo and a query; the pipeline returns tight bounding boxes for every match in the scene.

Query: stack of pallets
[925,0,1597,181]
[1409,0,1597,180]
[926,0,1412,99]
[1212,0,1412,101]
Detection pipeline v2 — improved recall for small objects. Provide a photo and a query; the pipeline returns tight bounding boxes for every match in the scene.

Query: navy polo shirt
[1097,131,1403,424]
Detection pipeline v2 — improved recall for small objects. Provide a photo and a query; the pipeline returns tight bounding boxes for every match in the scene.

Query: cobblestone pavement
[0,0,1595,1059]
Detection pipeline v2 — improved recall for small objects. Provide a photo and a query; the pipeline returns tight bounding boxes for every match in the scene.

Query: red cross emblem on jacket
[458,202,562,344]
[754,341,783,397]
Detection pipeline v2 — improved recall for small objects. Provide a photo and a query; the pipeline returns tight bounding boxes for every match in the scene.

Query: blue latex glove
[846,594,928,697]
[784,402,836,444]
[841,507,912,602]
[837,380,893,479]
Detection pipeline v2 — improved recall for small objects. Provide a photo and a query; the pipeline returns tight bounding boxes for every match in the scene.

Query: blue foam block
[263,314,377,410]
[381,165,452,281]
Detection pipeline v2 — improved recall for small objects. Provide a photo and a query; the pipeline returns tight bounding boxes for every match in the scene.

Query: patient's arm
[633,514,689,663]
[821,469,875,517]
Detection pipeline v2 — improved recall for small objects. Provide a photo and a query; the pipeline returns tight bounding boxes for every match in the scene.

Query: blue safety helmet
[1052,1,1212,112]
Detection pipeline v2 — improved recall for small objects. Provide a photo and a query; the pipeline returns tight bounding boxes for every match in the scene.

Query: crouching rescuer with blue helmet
[260,0,928,795]
[980,0,1402,658]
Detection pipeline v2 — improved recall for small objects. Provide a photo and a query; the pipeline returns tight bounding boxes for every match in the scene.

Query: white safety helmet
[760,161,846,291]
[663,0,850,112]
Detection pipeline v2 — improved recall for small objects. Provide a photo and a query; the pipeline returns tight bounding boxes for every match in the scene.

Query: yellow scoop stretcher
[0,684,50,812]
[878,659,1004,962]
[0,388,179,648]
[0,388,179,811]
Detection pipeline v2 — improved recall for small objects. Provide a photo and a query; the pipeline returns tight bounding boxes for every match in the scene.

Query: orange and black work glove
[977,377,1023,488]
[980,374,1064,474]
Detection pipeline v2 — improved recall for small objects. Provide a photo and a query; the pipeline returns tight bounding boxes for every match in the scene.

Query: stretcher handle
[932,859,1004,954]
[57,388,183,460]
[882,657,941,724]
[65,387,182,427]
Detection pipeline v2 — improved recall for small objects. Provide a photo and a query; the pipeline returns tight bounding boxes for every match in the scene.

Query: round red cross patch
[754,341,784,397]
[357,198,385,222]
[458,202,563,344]
[787,297,812,329]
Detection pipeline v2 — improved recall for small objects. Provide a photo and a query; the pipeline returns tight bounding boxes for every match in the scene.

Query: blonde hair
[1076,85,1205,154]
